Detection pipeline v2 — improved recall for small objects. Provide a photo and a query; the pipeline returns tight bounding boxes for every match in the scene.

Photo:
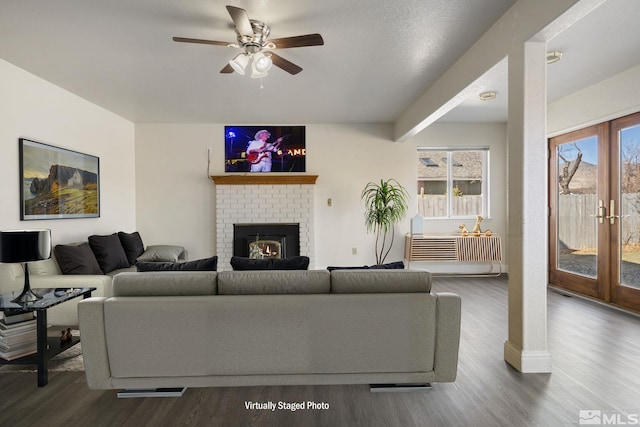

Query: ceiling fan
[173,5,324,77]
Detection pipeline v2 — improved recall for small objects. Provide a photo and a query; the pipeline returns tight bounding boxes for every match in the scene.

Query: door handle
[606,199,620,224]
[595,200,606,224]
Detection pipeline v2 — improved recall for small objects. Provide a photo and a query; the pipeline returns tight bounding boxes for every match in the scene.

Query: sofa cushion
[54,243,103,275]
[112,272,218,296]
[88,233,130,274]
[137,245,185,263]
[230,256,309,271]
[29,257,63,276]
[0,262,25,284]
[218,270,330,294]
[118,231,145,266]
[330,270,432,293]
[327,261,405,271]
[136,256,217,272]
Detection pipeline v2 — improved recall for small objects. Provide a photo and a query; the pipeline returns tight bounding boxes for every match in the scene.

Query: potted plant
[361,178,409,265]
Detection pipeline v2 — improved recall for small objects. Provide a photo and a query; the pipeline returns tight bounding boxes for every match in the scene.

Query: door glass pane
[619,124,640,289]
[556,136,598,278]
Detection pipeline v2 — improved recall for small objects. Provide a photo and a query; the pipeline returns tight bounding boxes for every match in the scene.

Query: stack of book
[0,311,37,361]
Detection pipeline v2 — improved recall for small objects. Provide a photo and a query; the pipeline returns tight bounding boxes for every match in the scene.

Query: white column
[504,41,552,373]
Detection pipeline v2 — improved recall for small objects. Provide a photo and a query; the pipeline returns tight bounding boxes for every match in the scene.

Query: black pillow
[118,231,145,266]
[54,243,103,275]
[88,233,130,274]
[230,256,310,271]
[136,256,218,272]
[327,261,405,271]
[326,265,369,272]
[369,261,405,270]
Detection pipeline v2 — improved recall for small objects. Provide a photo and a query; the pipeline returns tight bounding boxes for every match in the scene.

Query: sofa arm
[78,297,113,389]
[432,292,462,382]
[0,263,24,294]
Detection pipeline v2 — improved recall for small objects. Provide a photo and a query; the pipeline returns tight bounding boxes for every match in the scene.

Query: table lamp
[0,229,51,303]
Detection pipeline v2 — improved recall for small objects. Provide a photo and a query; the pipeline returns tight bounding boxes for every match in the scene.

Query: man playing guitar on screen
[246,130,284,172]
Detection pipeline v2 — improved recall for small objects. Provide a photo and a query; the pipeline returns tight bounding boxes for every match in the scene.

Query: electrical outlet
[352,247,357,255]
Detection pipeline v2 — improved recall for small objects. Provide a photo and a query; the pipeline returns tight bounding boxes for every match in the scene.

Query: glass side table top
[0,288,96,312]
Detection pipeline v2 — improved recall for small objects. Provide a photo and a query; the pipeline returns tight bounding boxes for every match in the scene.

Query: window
[417,148,489,218]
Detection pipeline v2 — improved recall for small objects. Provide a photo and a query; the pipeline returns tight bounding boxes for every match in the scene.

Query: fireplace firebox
[233,223,300,259]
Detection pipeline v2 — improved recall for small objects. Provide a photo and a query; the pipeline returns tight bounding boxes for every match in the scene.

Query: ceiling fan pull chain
[260,77,264,90]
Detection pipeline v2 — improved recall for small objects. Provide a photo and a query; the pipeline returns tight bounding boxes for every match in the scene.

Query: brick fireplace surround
[212,175,317,271]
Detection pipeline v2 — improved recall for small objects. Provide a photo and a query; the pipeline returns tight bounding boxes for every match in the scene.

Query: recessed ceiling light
[546,51,563,64]
[479,91,497,101]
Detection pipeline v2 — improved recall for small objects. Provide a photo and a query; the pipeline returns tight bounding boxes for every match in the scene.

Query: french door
[549,112,640,313]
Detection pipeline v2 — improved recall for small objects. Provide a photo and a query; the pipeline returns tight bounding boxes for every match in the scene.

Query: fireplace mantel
[210,175,318,185]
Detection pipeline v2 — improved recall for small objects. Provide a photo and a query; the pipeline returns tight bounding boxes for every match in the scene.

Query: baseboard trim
[504,341,552,373]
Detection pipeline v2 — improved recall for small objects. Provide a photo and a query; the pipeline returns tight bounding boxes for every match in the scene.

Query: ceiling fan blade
[269,33,324,49]
[220,64,234,74]
[269,52,303,75]
[226,5,254,37]
[173,37,231,46]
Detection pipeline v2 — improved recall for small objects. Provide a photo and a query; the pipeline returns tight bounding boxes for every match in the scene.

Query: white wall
[548,64,640,136]
[0,59,136,245]
[135,122,508,271]
[134,124,217,259]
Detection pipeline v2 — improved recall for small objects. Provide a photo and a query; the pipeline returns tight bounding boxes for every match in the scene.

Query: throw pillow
[136,256,218,272]
[118,231,145,266]
[230,256,310,271]
[88,233,130,274]
[136,245,185,263]
[326,265,369,272]
[369,261,405,269]
[54,243,103,275]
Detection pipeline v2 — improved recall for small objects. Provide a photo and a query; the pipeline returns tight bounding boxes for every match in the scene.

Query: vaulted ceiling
[1,0,638,127]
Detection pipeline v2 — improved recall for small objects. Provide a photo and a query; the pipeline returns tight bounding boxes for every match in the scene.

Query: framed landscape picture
[224,125,306,173]
[19,138,100,220]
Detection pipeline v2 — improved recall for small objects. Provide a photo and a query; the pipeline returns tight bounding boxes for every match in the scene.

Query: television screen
[225,126,306,173]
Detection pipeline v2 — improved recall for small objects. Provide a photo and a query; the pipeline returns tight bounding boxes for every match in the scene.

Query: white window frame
[417,147,490,219]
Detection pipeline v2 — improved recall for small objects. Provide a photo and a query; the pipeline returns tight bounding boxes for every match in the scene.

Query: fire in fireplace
[249,239,282,259]
[234,223,300,259]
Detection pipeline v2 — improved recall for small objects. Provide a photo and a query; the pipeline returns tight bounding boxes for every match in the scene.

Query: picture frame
[19,138,100,220]
[224,125,306,173]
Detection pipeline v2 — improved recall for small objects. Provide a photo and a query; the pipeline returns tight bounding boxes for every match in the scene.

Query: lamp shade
[229,53,250,75]
[0,229,51,263]
[251,52,272,78]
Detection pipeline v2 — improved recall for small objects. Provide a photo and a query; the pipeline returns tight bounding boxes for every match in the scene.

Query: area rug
[0,332,84,373]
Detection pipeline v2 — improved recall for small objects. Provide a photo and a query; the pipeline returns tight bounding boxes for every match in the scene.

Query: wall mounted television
[224,125,306,173]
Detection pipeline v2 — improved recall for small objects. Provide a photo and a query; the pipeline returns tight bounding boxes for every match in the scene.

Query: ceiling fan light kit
[173,5,324,79]
[250,52,272,78]
[229,53,250,75]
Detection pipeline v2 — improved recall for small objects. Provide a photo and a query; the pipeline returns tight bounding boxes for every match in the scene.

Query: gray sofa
[78,269,461,392]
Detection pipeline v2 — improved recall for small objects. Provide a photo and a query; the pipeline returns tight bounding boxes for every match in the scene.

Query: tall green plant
[361,178,409,265]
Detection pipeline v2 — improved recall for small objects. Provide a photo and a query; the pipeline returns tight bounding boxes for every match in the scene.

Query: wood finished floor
[1,276,640,427]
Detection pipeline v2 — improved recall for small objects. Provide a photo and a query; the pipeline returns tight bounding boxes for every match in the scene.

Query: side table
[0,287,96,387]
